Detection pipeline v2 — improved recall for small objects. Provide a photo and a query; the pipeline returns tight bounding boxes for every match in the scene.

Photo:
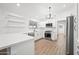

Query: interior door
[57,21,66,55]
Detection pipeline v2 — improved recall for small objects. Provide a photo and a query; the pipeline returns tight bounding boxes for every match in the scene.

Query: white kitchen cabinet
[11,39,34,55]
[38,22,45,28]
[35,29,44,40]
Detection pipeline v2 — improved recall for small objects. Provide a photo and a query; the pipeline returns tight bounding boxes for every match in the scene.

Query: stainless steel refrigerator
[66,15,74,55]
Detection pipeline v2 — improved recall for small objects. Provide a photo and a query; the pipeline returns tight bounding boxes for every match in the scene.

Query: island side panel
[11,39,34,55]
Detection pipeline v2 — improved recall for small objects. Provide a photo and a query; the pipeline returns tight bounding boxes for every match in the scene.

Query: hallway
[35,33,66,55]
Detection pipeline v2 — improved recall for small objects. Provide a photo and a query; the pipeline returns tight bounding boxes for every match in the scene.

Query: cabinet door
[35,29,44,40]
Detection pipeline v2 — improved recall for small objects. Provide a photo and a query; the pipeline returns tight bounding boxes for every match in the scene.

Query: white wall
[0,10,7,34]
[74,4,79,55]
[0,10,29,34]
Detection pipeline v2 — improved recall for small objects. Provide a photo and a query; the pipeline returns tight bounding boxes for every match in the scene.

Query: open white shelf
[7,25,25,27]
[7,13,24,19]
[6,13,25,27]
[8,19,25,23]
[5,13,26,33]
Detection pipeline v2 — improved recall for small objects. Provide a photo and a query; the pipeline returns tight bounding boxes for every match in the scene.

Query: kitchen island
[0,33,34,55]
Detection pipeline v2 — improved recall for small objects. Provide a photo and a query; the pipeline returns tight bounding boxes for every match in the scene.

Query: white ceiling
[0,3,77,22]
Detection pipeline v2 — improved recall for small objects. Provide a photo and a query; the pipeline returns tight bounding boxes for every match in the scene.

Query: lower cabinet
[11,39,34,55]
[35,29,44,40]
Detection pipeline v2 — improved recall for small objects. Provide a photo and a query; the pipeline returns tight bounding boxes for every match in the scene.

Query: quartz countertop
[0,33,34,50]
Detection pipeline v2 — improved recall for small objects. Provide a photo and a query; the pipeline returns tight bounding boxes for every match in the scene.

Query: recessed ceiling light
[16,3,20,7]
[63,4,66,7]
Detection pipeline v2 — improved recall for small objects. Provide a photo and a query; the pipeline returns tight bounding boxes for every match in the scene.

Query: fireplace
[45,31,51,39]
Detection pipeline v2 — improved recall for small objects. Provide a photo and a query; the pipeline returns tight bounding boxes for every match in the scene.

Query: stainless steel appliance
[66,15,74,55]
[45,31,52,40]
[46,23,52,27]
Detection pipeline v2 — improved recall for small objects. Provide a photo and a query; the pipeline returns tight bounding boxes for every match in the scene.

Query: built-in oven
[44,31,52,40]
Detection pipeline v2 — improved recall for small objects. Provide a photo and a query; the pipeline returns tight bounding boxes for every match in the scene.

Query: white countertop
[0,33,34,50]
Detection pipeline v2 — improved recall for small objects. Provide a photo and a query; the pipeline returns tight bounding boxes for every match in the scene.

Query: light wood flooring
[35,33,66,55]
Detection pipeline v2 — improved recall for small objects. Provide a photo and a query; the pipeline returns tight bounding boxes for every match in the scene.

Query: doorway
[57,20,66,55]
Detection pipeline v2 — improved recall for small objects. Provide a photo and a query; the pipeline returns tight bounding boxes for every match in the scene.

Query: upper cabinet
[29,19,39,29]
